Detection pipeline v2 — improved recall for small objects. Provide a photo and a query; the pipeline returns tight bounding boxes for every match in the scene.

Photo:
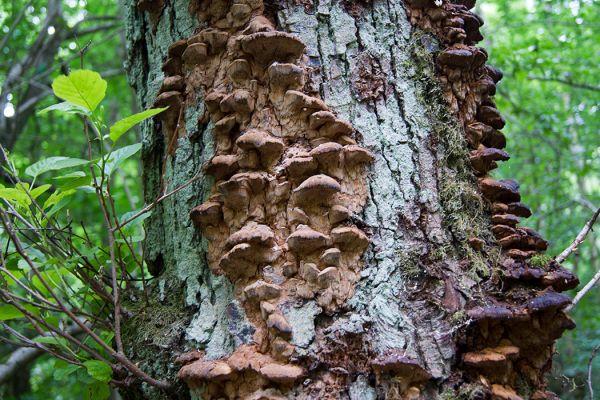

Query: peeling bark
[122,1,578,399]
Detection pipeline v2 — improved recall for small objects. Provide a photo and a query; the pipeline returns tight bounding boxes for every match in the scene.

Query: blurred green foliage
[0,0,598,399]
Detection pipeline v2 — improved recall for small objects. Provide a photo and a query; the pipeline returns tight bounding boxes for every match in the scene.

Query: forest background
[0,0,598,399]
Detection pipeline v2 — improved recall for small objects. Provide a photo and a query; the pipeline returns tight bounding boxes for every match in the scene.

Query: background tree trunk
[122,1,578,399]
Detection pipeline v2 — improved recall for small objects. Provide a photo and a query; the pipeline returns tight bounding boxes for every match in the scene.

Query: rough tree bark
[122,1,579,399]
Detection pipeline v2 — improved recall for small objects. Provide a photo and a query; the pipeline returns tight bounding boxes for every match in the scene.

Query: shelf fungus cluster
[405,1,578,399]
[154,1,372,398]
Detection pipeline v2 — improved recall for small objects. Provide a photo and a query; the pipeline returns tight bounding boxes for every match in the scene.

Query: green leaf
[43,189,76,210]
[38,101,90,116]
[53,171,86,179]
[102,143,142,176]
[84,382,111,400]
[30,184,52,199]
[53,361,81,381]
[25,157,89,179]
[109,107,168,142]
[34,335,71,349]
[0,188,31,207]
[119,208,152,226]
[56,176,91,191]
[0,305,25,321]
[51,70,107,112]
[83,360,113,383]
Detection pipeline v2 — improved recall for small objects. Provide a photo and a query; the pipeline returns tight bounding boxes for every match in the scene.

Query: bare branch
[116,173,203,230]
[68,23,121,38]
[565,267,600,313]
[588,343,600,400]
[0,325,84,385]
[556,207,600,264]
[528,75,600,92]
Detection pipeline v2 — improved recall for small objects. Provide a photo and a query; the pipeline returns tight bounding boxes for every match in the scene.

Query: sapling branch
[559,207,600,312]
[587,343,600,400]
[116,171,202,230]
[556,207,600,263]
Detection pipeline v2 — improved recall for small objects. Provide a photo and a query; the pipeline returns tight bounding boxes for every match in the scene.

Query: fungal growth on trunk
[154,1,372,397]
[406,1,578,398]
[132,0,579,398]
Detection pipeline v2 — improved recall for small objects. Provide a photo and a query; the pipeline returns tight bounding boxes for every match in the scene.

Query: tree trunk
[122,1,578,399]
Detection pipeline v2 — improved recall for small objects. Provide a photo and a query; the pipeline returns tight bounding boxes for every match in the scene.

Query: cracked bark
[121,1,577,399]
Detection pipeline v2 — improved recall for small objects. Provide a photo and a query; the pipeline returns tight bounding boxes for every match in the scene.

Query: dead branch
[588,343,600,400]
[556,207,600,263]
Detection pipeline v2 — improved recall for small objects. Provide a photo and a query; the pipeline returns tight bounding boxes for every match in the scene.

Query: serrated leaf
[102,143,142,176]
[51,70,107,112]
[109,107,168,142]
[25,157,89,179]
[83,360,113,383]
[38,101,90,116]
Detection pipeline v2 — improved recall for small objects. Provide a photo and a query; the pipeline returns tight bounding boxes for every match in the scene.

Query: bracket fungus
[240,31,306,66]
[292,174,341,205]
[287,226,330,255]
[170,1,378,396]
[236,130,283,158]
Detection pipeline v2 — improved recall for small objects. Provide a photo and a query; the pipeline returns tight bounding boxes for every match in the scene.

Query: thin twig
[565,267,600,312]
[556,207,600,263]
[588,343,600,400]
[528,75,600,92]
[116,173,202,230]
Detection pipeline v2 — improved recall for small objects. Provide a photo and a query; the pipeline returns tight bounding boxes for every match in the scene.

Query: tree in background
[0,0,598,399]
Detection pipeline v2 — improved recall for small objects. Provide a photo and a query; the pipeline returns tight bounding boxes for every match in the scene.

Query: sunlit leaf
[0,306,23,321]
[30,184,52,199]
[0,188,31,207]
[0,305,32,321]
[43,189,76,210]
[51,70,107,112]
[109,107,168,142]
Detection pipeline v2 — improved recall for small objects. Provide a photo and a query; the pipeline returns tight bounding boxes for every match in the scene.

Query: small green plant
[0,69,187,396]
[530,254,553,269]
[450,310,467,325]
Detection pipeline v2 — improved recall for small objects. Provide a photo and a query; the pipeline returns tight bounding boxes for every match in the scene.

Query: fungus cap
[259,363,304,383]
[331,226,369,252]
[240,31,305,65]
[287,226,330,254]
[293,174,341,205]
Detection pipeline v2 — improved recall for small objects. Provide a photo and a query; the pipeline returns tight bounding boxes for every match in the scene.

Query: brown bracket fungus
[287,226,330,255]
[240,31,306,66]
[292,174,341,205]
